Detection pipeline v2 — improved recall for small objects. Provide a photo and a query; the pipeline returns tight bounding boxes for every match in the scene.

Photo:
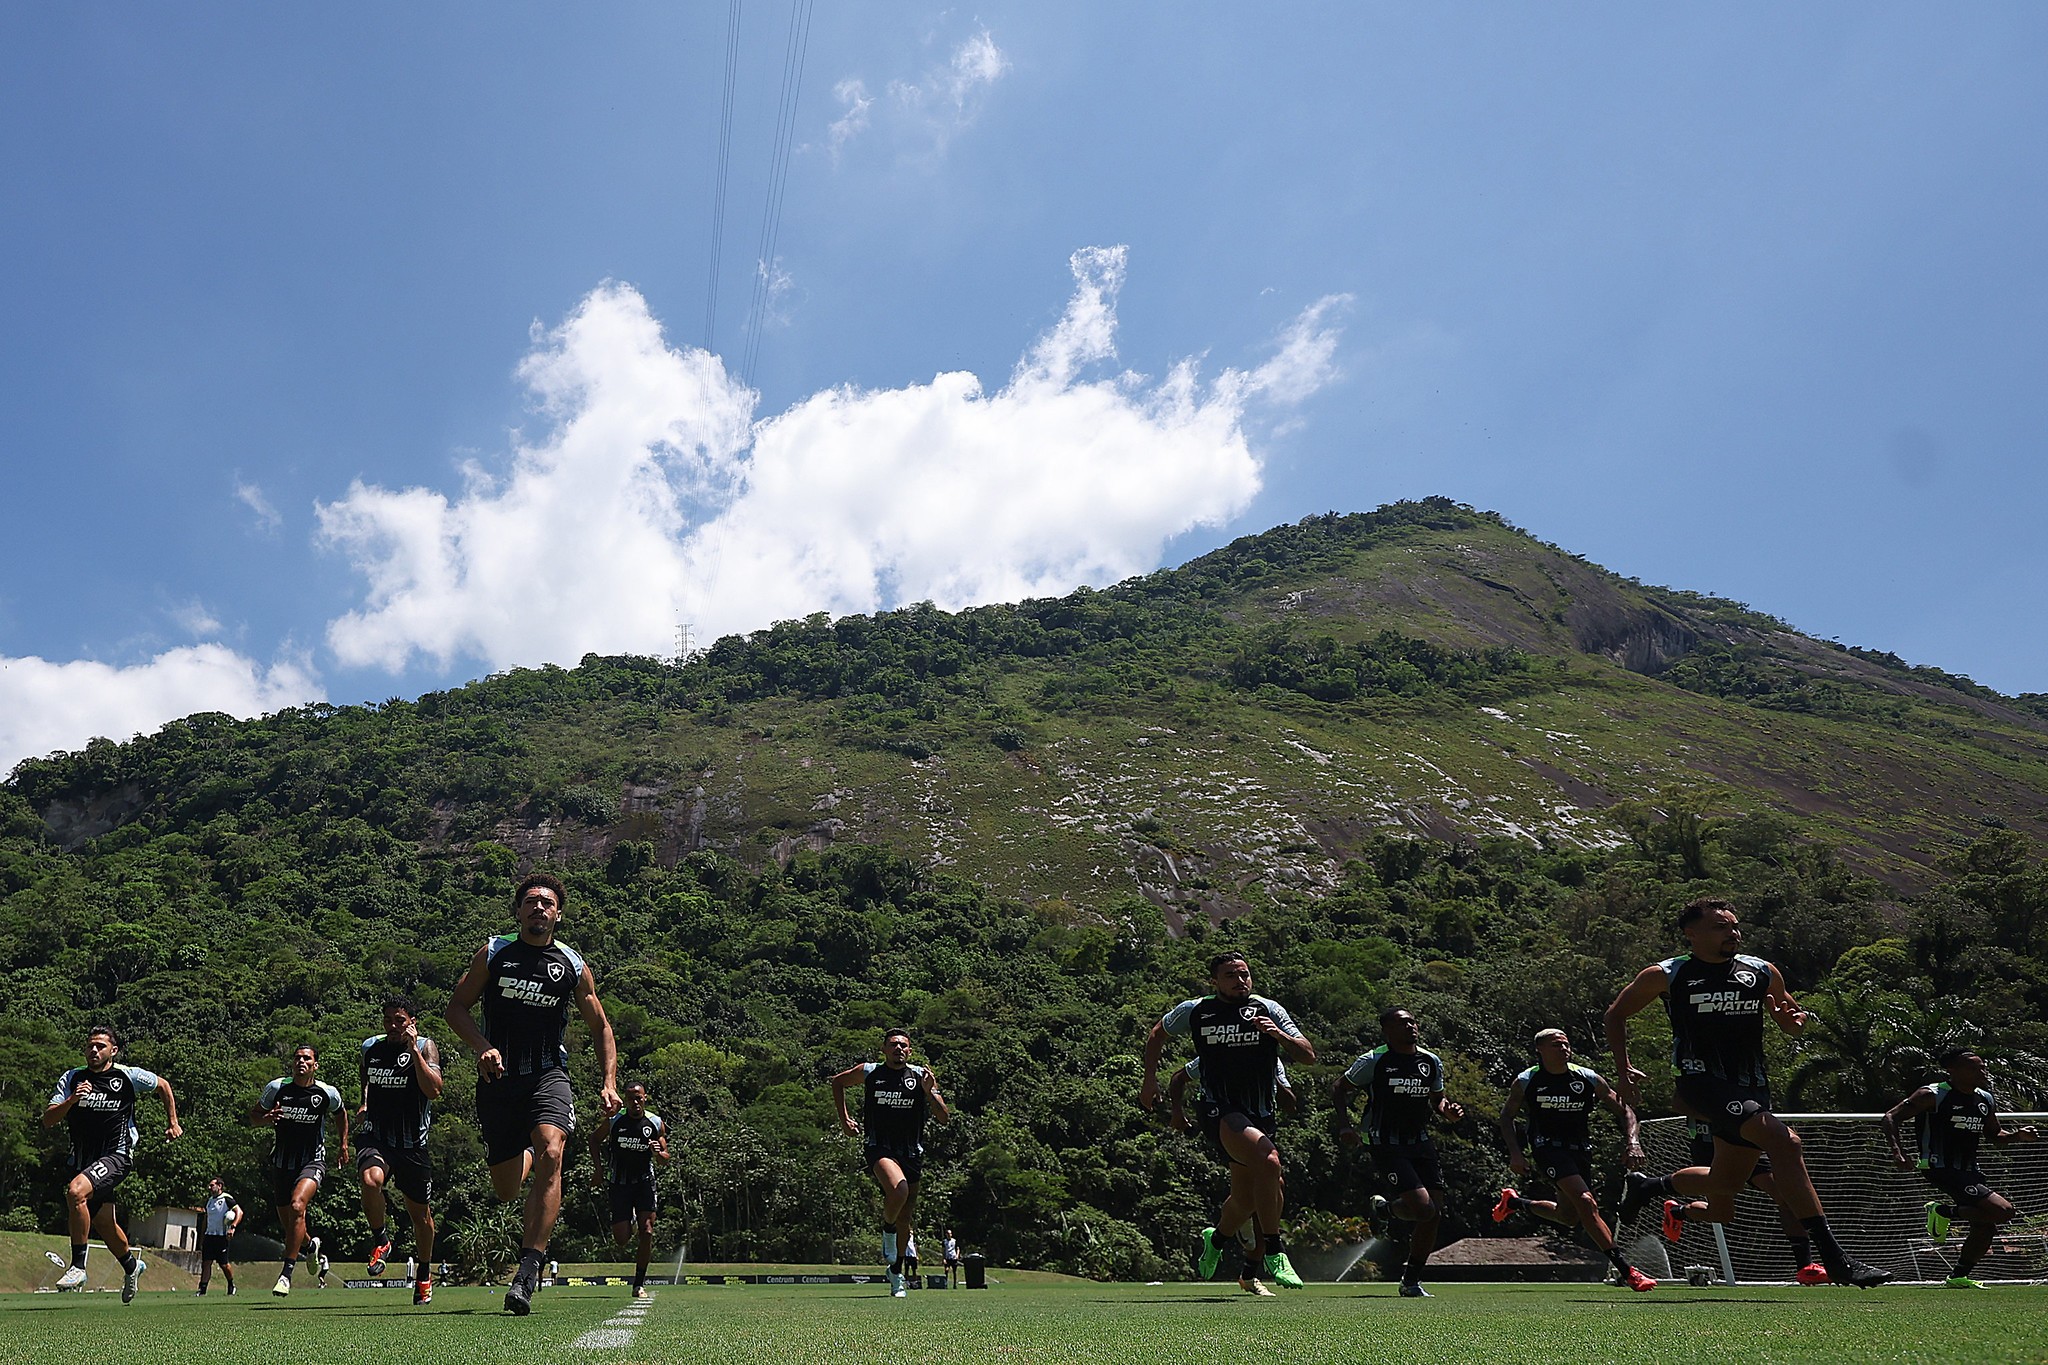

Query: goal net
[1628,1113,2048,1284]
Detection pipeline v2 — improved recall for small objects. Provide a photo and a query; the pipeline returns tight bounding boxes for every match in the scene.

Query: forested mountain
[3,498,2044,1278]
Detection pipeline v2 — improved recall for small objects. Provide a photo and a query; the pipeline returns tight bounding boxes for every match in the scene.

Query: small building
[135,1206,201,1252]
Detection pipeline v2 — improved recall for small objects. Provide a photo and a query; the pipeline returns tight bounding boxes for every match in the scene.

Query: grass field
[1,1278,2044,1364]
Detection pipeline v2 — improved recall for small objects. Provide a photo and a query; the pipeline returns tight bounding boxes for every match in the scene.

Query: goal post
[1632,1112,2048,1284]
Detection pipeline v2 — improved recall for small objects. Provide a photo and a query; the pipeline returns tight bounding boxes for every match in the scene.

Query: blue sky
[3,4,2044,769]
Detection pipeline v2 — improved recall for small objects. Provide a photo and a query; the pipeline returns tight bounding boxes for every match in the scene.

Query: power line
[703,0,744,350]
[740,0,814,388]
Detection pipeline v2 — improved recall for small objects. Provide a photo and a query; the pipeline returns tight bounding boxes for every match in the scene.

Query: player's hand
[165,1119,183,1141]
[1170,1106,1191,1133]
[1508,1153,1529,1177]
[477,1048,505,1082]
[1440,1100,1465,1124]
[840,1116,860,1137]
[1624,1145,1645,1171]
[1893,1151,1914,1171]
[1336,1124,1361,1148]
[600,1085,622,1117]
[1616,1068,1644,1105]
[1138,1076,1160,1111]
[72,1080,94,1101]
[2017,1125,2041,1142]
[258,1104,281,1126]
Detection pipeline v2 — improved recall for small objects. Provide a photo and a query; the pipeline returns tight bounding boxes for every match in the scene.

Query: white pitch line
[572,1293,656,1351]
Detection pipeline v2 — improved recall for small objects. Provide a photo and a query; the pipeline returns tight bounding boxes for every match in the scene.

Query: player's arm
[44,1071,86,1126]
[1167,1066,1192,1131]
[829,1063,866,1136]
[154,1074,183,1140]
[1603,964,1669,1104]
[573,963,621,1116]
[1330,1072,1364,1146]
[246,1080,282,1126]
[1139,1020,1170,1111]
[334,1087,350,1163]
[589,1117,611,1191]
[444,945,501,1078]
[1763,963,1808,1035]
[1597,1075,1645,1168]
[414,1037,445,1100]
[229,1197,243,1232]
[357,1048,372,1123]
[1990,1112,2040,1144]
[1431,1061,1464,1125]
[1498,1077,1528,1173]
[921,1066,952,1124]
[1879,1088,1936,1168]
[653,1118,671,1162]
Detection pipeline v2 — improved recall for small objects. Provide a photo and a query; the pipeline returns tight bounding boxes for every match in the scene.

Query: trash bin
[963,1253,986,1289]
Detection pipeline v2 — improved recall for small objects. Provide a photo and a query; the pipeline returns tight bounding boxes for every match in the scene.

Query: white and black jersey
[482,934,586,1077]
[861,1063,932,1151]
[259,1078,345,1170]
[49,1065,160,1166]
[359,1034,434,1150]
[1160,994,1301,1118]
[1660,953,1774,1089]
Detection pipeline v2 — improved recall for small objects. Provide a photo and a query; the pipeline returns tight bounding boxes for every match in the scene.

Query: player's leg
[634,1208,656,1290]
[60,1172,96,1284]
[522,1122,569,1257]
[1218,1116,1299,1287]
[488,1148,534,1202]
[1737,1111,1888,1286]
[1949,1183,2016,1284]
[360,1153,396,1272]
[1746,1168,1820,1280]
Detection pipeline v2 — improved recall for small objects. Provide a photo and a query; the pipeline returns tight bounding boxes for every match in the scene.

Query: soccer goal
[1630,1113,2048,1285]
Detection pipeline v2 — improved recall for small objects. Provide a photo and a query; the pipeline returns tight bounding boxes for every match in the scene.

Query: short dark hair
[292,1043,318,1059]
[382,995,418,1019]
[1207,951,1250,976]
[86,1024,119,1047]
[1378,1005,1412,1026]
[1941,1048,1982,1069]
[1678,897,1737,930]
[883,1028,912,1044]
[624,1079,649,1094]
[513,872,567,913]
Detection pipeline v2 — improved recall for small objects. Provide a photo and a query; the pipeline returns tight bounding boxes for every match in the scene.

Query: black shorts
[1687,1133,1773,1177]
[1532,1146,1592,1184]
[74,1152,132,1213]
[864,1142,924,1184]
[272,1160,324,1206]
[477,1068,576,1167]
[1371,1142,1443,1194]
[1675,1076,1773,1150]
[358,1143,435,1204]
[201,1234,233,1264]
[1923,1167,1998,1208]
[609,1177,658,1223]
[1199,1104,1278,1164]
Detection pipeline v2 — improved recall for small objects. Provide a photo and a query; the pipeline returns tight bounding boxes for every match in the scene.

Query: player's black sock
[518,1246,544,1285]
[889,1257,904,1275]
[1263,1233,1286,1255]
[1605,1248,1631,1275]
[1939,1204,1958,1220]
[1508,1194,1530,1211]
[631,1271,645,1289]
[370,1225,389,1245]
[282,1257,298,1273]
[1788,1237,1812,1271]
[119,1253,137,1274]
[1404,1255,1428,1281]
[1644,1175,1675,1198]
[70,1245,88,1269]
[1801,1217,1845,1267]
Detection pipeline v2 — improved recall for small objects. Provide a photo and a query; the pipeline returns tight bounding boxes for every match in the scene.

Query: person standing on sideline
[831,1029,952,1299]
[1605,897,1890,1288]
[248,1045,348,1297]
[943,1229,960,1287]
[196,1177,242,1295]
[446,872,621,1316]
[590,1081,669,1299]
[43,1026,182,1302]
[357,996,444,1305]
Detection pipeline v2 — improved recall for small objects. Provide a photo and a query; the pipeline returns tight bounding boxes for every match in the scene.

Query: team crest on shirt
[396,1051,413,1069]
[902,1075,919,1091]
[1725,1101,1744,1115]
[1239,1005,1258,1022]
[1418,1062,1432,1078]
[547,961,567,983]
[1569,1080,1585,1094]
[1733,968,1758,988]
[310,1094,324,1110]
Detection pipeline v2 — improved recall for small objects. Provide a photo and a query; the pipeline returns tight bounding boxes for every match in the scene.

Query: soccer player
[830,1028,952,1299]
[1618,1119,1830,1282]
[1604,896,1890,1287]
[1166,1055,1298,1281]
[357,996,444,1305]
[590,1080,668,1299]
[446,872,621,1316]
[1141,951,1316,1295]
[1882,1049,2042,1288]
[42,1025,183,1302]
[1493,1028,1656,1292]
[196,1177,242,1295]
[247,1044,348,1296]
[1332,1006,1464,1298]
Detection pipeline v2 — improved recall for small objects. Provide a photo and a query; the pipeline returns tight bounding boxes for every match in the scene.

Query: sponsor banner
[341,1279,414,1289]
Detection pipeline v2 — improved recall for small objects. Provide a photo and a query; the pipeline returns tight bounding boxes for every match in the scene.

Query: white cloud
[0,645,320,773]
[236,479,283,532]
[170,600,225,638]
[319,248,1347,675]
[829,29,1009,159]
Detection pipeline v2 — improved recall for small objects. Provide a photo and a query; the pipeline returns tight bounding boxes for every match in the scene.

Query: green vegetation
[2,501,2045,1282]
[2,1281,2046,1365]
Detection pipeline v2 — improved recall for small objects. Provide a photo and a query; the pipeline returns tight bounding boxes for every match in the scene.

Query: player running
[1882,1049,2041,1288]
[1493,1028,1656,1292]
[1141,951,1316,1295]
[446,872,620,1316]
[831,1028,952,1299]
[356,996,444,1305]
[43,1026,182,1302]
[1618,1119,1831,1282]
[247,1044,348,1296]
[1605,897,1890,1287]
[196,1177,242,1295]
[1167,1054,1298,1282]
[590,1081,669,1299]
[1332,1007,1464,1298]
